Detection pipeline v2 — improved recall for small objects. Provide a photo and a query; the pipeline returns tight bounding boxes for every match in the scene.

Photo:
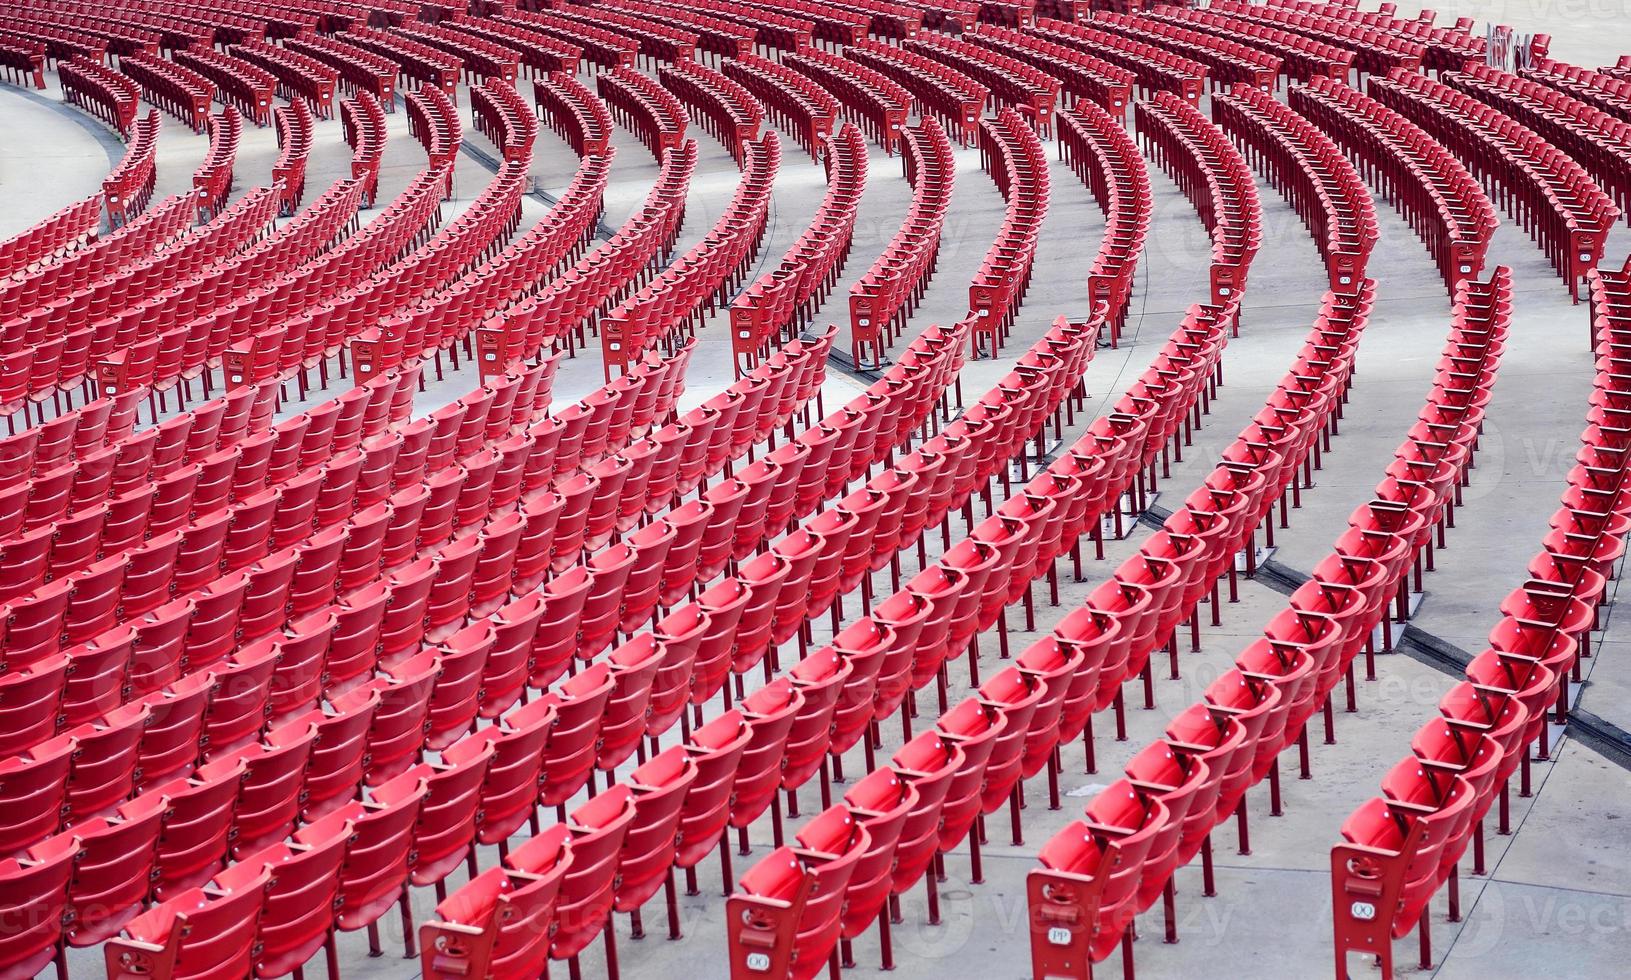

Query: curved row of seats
[1247,0,1485,72]
[396,20,524,85]
[1368,68,1618,302]
[731,122,866,371]
[533,69,613,157]
[843,37,986,145]
[1094,10,1281,93]
[596,63,689,159]
[0,195,100,282]
[658,57,763,164]
[0,20,106,66]
[59,54,139,136]
[341,26,461,101]
[1055,96,1149,345]
[968,106,1048,356]
[545,3,698,65]
[651,0,817,53]
[966,23,1134,118]
[285,32,398,107]
[471,76,538,165]
[447,15,582,78]
[1209,0,1434,76]
[584,0,756,61]
[118,52,213,132]
[904,31,1059,135]
[174,47,276,127]
[496,7,638,71]
[783,45,908,154]
[1146,6,1352,86]
[847,118,954,368]
[720,52,836,160]
[1523,57,1631,126]
[272,95,315,217]
[1031,17,1206,106]
[231,39,338,119]
[192,105,243,223]
[1289,75,1497,294]
[403,83,458,195]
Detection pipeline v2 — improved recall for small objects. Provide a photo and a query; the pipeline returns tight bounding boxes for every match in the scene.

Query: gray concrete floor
[4,3,1631,978]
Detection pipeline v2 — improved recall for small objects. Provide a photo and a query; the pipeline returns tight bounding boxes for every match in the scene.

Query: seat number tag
[745,953,771,972]
[1350,901,1376,921]
[1047,927,1073,946]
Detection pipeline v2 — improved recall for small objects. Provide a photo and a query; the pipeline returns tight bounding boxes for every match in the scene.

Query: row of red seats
[343,87,386,208]
[1523,58,1631,126]
[0,35,46,89]
[0,367,415,671]
[1032,16,1205,104]
[600,133,779,374]
[596,63,689,159]
[1135,92,1261,307]
[784,45,908,154]
[658,57,764,164]
[1289,75,1496,294]
[342,25,461,100]
[0,171,185,324]
[285,32,399,107]
[74,331,825,978]
[495,7,637,70]
[539,2,698,64]
[744,0,867,44]
[967,23,1134,118]
[0,195,100,282]
[0,21,109,65]
[6,176,270,351]
[231,39,337,118]
[969,107,1049,356]
[399,153,612,370]
[67,178,367,405]
[721,52,837,160]
[1260,0,1484,72]
[916,0,982,32]
[579,0,756,61]
[0,386,147,482]
[429,313,989,980]
[654,0,817,52]
[173,0,321,39]
[1445,62,1631,228]
[1328,269,1612,980]
[1369,68,1618,302]
[847,118,954,368]
[533,70,614,156]
[118,52,213,131]
[0,0,209,52]
[480,140,694,363]
[173,46,275,126]
[397,19,524,84]
[192,105,243,222]
[1056,97,1151,345]
[404,83,459,196]
[730,122,865,371]
[1212,83,1378,295]
[272,96,315,217]
[1208,0,1430,75]
[1146,7,1354,85]
[0,7,162,59]
[471,76,538,164]
[903,31,1060,136]
[61,0,284,46]
[450,13,581,77]
[0,383,275,545]
[844,37,986,145]
[1093,10,1280,92]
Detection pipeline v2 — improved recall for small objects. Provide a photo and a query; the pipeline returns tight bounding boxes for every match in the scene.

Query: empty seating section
[730,122,864,369]
[0,5,1624,979]
[1145,7,1355,85]
[1031,17,1206,105]
[231,40,337,120]
[1091,11,1281,92]
[1055,97,1149,343]
[721,53,836,159]
[1443,63,1631,225]
[285,33,398,107]
[844,38,986,145]
[272,96,315,217]
[118,53,213,132]
[173,48,276,127]
[1369,69,1618,300]
[902,32,1059,135]
[534,70,614,157]
[193,106,243,223]
[968,107,1048,355]
[659,57,762,164]
[496,8,639,71]
[783,46,908,153]
[600,133,778,374]
[0,196,99,281]
[1289,76,1497,293]
[847,118,954,367]
[965,24,1134,118]
[59,56,139,136]
[597,64,689,159]
[1212,84,1377,294]
[471,77,537,165]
